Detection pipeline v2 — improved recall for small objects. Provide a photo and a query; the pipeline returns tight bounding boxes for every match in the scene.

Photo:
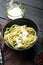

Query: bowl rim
[2,18,39,51]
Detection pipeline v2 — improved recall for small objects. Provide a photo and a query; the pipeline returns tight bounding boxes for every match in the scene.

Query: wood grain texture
[20,0,43,9]
[23,5,43,31]
[0,0,43,32]
[0,0,43,65]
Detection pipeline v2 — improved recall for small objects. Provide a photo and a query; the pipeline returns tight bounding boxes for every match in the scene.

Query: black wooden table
[0,0,43,65]
[0,0,43,32]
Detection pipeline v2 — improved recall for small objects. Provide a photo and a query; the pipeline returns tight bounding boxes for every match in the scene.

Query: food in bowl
[4,24,37,49]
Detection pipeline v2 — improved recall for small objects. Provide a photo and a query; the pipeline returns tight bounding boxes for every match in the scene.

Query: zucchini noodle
[4,24,37,49]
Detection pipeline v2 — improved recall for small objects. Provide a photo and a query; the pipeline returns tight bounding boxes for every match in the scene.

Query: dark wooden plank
[0,1,43,32]
[0,0,2,3]
[1,0,43,10]
[20,0,43,9]
[23,5,43,30]
[0,18,5,25]
[0,4,7,19]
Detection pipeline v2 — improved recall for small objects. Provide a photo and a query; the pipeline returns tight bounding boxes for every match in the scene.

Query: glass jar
[6,0,25,20]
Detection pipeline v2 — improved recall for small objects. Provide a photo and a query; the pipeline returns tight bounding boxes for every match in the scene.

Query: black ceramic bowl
[2,18,39,52]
